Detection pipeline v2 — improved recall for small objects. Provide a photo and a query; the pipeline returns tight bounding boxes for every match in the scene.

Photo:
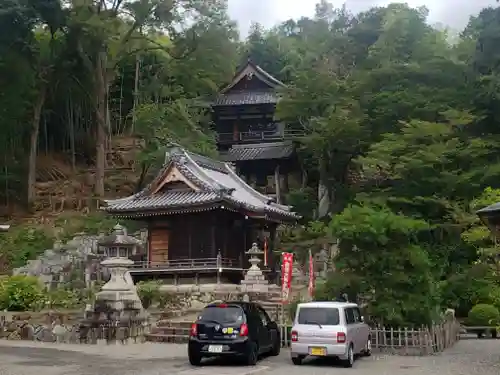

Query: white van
[290,301,371,367]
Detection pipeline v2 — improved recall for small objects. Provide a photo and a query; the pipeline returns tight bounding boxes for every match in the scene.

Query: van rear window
[198,306,244,324]
[297,307,340,325]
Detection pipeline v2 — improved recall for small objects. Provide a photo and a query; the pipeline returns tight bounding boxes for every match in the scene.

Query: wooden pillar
[274,164,281,204]
[233,117,239,141]
[147,222,152,266]
[188,218,192,258]
[223,218,228,258]
[283,171,289,195]
[242,217,248,267]
[211,215,217,258]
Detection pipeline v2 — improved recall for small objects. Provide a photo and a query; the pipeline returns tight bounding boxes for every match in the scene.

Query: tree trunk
[27,84,47,208]
[94,51,107,198]
[131,53,140,134]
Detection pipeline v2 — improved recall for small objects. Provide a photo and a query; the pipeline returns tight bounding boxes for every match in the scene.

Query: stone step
[155,320,193,329]
[151,326,190,336]
[145,333,190,343]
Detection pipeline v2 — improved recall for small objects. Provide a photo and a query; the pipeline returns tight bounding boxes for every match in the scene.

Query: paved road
[0,339,499,375]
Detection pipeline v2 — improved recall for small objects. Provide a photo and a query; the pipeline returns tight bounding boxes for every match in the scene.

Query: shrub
[46,288,80,309]
[0,275,46,311]
[0,226,54,270]
[285,299,300,324]
[467,304,500,326]
[157,292,179,309]
[136,280,162,309]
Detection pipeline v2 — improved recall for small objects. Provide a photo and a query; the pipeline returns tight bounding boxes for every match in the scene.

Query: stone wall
[0,310,150,344]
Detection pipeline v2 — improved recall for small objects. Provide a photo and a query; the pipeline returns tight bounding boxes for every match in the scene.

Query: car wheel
[188,351,202,366]
[291,355,304,365]
[342,345,354,368]
[246,342,258,366]
[363,337,372,357]
[270,332,281,356]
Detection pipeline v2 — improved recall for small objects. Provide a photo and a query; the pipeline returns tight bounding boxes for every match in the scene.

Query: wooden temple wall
[146,211,266,266]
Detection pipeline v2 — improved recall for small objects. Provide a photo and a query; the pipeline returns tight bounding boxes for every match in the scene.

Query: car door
[344,307,359,352]
[256,305,273,350]
[355,306,369,348]
[351,307,364,353]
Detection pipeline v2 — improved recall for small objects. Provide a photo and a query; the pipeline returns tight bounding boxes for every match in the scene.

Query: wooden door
[149,228,169,265]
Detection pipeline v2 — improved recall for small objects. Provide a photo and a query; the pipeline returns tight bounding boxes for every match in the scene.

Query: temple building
[102,147,299,283]
[212,60,303,204]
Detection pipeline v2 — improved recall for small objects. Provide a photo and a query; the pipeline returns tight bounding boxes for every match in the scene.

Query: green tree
[328,204,437,326]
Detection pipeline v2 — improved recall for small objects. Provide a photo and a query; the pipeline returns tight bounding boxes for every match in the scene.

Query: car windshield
[297,307,340,326]
[198,306,245,324]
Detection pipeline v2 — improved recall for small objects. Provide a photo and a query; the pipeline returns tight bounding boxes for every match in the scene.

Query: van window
[345,308,355,324]
[352,307,362,323]
[297,307,340,325]
[198,306,245,324]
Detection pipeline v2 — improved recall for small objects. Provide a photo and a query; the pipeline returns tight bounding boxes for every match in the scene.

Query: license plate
[208,345,223,353]
[310,347,326,356]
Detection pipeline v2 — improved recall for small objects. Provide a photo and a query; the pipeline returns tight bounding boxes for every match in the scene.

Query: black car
[188,301,281,366]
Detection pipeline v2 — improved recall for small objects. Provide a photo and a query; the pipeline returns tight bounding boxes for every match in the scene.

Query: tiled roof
[220,61,285,94]
[103,147,299,222]
[476,202,500,215]
[102,191,220,212]
[213,91,279,106]
[220,142,294,161]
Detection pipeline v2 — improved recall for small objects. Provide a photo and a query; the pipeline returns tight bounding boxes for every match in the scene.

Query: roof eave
[103,201,225,217]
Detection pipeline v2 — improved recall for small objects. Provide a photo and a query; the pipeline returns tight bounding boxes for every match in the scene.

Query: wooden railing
[217,129,304,144]
[131,257,242,270]
[278,321,461,355]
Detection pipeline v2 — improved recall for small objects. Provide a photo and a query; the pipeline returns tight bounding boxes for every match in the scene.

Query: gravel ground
[0,339,498,375]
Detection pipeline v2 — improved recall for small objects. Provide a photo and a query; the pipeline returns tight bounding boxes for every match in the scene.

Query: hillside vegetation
[2,0,500,325]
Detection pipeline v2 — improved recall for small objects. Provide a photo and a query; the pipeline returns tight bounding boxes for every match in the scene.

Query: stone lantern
[86,224,146,323]
[97,224,142,259]
[241,242,269,292]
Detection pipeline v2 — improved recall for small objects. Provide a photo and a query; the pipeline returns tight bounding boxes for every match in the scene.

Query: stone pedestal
[92,257,143,314]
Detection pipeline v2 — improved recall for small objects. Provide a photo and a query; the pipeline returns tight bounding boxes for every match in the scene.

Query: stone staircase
[146,320,192,343]
[258,299,284,321]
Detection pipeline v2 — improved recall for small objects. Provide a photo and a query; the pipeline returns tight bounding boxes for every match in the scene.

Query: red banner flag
[281,252,293,304]
[263,237,268,267]
[308,249,315,299]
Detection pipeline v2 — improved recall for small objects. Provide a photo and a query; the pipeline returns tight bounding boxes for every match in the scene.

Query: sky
[227,0,499,37]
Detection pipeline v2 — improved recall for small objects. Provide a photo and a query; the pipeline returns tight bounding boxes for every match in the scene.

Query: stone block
[53,324,69,342]
[20,324,34,340]
[36,327,56,342]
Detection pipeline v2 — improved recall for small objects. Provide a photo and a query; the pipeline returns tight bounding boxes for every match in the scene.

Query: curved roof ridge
[268,201,292,211]
[102,192,140,205]
[254,64,285,87]
[181,150,227,192]
[184,150,228,173]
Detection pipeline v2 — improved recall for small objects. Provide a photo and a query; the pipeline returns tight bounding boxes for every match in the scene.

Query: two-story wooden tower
[211,60,302,204]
